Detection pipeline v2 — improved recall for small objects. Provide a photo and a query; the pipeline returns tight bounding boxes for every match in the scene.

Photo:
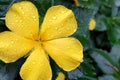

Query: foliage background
[0,0,120,80]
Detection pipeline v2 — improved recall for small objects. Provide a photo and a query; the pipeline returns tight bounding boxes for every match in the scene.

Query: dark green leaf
[90,49,116,74]
[98,75,116,80]
[0,0,20,17]
[110,41,120,68]
[0,58,25,80]
[95,15,107,31]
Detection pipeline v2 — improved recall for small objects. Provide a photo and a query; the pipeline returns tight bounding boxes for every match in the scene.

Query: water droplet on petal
[52,16,57,20]
[22,11,24,14]
[66,28,70,30]
[32,16,36,18]
[15,38,18,41]
[15,20,18,23]
[47,34,50,36]
[47,26,50,28]
[20,20,22,22]
[19,7,22,9]
[14,48,17,52]
[55,27,58,30]
[61,11,65,14]
[58,31,62,34]
[32,16,37,21]
[67,46,70,49]
[11,40,14,44]
[32,62,36,64]
[73,29,76,32]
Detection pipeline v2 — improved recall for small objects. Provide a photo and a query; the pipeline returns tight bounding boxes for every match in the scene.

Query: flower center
[35,39,44,48]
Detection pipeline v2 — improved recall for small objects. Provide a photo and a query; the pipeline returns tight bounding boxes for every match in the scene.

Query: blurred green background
[0,0,120,80]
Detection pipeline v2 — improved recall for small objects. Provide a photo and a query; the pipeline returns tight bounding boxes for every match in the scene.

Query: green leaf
[102,18,120,44]
[98,75,116,80]
[115,0,120,7]
[73,7,98,50]
[67,68,83,79]
[0,58,25,80]
[0,0,20,17]
[110,41,120,68]
[90,49,116,74]
[78,0,99,10]
[79,57,96,78]
[95,15,107,31]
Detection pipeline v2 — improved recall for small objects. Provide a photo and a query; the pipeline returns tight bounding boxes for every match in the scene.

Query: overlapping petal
[43,38,83,71]
[20,46,52,80]
[0,31,35,63]
[5,1,39,40]
[56,72,65,80]
[40,5,77,41]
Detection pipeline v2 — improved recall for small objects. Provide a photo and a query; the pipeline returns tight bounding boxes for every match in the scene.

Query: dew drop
[32,62,36,64]
[15,20,18,23]
[47,33,50,36]
[55,27,58,30]
[66,28,70,30]
[19,20,22,23]
[14,48,17,52]
[52,16,57,20]
[32,16,36,21]
[58,31,62,34]
[61,11,65,14]
[15,38,18,41]
[11,41,14,44]
[67,46,70,49]
[27,68,31,71]
[19,6,22,9]
[73,29,76,32]
[24,47,27,51]
[47,26,50,28]
[22,11,24,14]
[32,16,36,18]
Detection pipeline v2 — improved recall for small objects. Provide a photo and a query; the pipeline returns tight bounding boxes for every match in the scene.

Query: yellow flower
[88,18,96,31]
[74,0,79,7]
[56,72,65,80]
[0,1,83,80]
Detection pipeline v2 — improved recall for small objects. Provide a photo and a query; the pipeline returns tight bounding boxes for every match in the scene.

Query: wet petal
[40,5,77,41]
[56,72,65,80]
[88,18,96,31]
[20,46,52,80]
[43,38,83,71]
[0,31,34,63]
[6,1,39,40]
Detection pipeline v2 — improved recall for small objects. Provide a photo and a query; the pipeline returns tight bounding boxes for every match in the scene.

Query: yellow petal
[6,1,39,40]
[74,0,80,7]
[56,72,65,80]
[43,38,83,71]
[20,46,52,80]
[0,31,35,63]
[40,5,77,41]
[88,18,96,31]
